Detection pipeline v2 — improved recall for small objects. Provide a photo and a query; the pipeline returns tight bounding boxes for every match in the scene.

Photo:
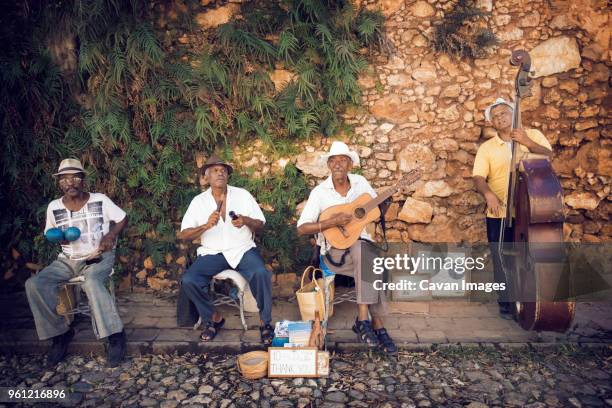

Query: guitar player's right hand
[332,213,352,227]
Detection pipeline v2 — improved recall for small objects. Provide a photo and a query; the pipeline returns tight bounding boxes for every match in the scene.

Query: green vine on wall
[432,0,497,59]
[0,0,384,284]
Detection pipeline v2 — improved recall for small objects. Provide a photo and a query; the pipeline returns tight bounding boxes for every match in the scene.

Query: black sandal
[200,318,225,342]
[352,319,379,347]
[259,323,274,346]
[374,328,398,354]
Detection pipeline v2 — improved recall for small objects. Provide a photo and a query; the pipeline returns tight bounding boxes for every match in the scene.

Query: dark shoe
[499,302,514,320]
[352,318,379,347]
[200,318,225,342]
[107,330,126,367]
[47,328,75,366]
[374,328,398,355]
[259,323,274,347]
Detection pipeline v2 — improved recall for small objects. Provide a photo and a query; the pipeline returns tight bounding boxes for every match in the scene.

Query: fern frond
[278,30,299,63]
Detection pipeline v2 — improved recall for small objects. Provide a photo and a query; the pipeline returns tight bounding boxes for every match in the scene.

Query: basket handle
[300,265,323,290]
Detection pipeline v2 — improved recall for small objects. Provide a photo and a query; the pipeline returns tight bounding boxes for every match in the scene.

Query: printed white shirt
[180,185,266,268]
[45,193,127,260]
[297,173,376,254]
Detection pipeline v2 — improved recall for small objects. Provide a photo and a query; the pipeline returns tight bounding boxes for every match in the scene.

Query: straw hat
[319,141,360,167]
[53,159,86,176]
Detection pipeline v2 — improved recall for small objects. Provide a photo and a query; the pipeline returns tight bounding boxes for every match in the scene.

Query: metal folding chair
[58,268,116,338]
[192,269,258,331]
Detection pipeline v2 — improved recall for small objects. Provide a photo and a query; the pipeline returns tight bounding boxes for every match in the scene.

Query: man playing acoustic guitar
[297,141,397,354]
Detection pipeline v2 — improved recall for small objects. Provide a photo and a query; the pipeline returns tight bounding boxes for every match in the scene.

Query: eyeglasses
[58,176,83,185]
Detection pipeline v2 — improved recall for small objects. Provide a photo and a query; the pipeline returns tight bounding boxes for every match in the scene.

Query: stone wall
[174,0,610,245]
[111,0,611,293]
[290,0,611,244]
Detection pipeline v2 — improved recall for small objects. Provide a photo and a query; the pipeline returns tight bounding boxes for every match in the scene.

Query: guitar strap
[324,200,391,267]
[324,248,351,267]
[378,201,389,249]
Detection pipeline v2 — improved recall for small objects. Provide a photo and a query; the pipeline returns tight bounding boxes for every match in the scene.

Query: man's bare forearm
[243,216,264,234]
[524,139,553,157]
[106,217,128,240]
[176,224,209,241]
[473,176,494,197]
[297,218,338,236]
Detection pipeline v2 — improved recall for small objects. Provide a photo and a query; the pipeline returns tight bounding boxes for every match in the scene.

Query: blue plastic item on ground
[319,255,335,278]
[271,336,289,347]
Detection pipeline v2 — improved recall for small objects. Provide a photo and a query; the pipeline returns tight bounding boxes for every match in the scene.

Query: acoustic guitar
[319,169,421,249]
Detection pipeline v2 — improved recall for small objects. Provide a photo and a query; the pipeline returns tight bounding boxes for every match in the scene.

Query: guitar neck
[363,186,398,213]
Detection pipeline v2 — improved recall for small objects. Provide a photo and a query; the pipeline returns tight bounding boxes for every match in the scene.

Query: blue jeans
[25,251,123,340]
[181,247,272,324]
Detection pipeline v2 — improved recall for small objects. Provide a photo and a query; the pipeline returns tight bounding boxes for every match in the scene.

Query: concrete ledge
[1,339,611,358]
[397,343,434,351]
[498,342,530,350]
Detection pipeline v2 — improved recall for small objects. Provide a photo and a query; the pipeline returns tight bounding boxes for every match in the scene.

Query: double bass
[500,50,574,332]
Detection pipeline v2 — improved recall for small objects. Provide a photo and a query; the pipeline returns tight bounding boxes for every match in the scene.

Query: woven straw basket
[237,351,268,380]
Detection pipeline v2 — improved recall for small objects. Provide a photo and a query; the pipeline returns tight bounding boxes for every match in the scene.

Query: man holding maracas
[25,159,128,367]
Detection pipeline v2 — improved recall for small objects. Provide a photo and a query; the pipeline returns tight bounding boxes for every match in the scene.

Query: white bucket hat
[319,141,360,167]
[53,158,86,176]
[484,97,514,122]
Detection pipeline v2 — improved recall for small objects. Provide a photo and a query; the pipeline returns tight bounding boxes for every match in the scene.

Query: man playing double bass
[472,98,553,318]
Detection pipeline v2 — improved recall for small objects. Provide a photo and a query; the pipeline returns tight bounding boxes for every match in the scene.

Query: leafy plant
[0,0,383,282]
[432,0,497,59]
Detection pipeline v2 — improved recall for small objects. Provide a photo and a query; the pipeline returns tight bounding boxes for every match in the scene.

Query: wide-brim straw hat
[53,158,86,176]
[319,141,360,167]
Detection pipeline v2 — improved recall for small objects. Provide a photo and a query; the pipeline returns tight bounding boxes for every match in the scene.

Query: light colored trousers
[25,250,123,340]
[324,240,388,316]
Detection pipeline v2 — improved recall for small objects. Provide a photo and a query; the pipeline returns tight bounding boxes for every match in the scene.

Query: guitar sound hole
[354,208,366,219]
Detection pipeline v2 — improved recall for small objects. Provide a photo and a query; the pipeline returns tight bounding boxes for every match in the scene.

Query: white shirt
[180,185,266,268]
[297,173,376,254]
[45,193,127,261]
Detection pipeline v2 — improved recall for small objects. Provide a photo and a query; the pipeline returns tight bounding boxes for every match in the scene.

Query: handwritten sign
[268,348,318,378]
[317,351,329,377]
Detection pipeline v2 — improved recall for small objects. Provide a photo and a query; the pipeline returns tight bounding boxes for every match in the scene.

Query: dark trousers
[181,247,272,324]
[486,217,514,305]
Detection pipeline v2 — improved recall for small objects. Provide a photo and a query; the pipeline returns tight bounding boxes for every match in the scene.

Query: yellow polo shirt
[472,129,552,218]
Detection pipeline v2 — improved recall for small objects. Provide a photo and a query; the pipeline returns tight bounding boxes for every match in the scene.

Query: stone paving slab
[415,330,448,343]
[2,290,612,357]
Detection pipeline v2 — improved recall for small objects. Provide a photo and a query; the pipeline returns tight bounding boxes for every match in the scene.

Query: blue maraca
[45,228,64,243]
[64,227,81,242]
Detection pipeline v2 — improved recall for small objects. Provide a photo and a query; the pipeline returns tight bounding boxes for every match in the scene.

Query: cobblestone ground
[1,346,611,408]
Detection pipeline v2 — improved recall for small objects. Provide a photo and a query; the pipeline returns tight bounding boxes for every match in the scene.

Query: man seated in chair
[177,155,274,345]
[297,141,397,354]
[25,159,128,367]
